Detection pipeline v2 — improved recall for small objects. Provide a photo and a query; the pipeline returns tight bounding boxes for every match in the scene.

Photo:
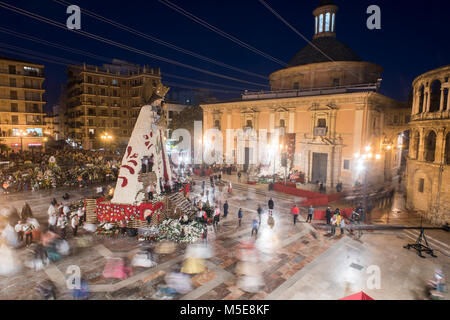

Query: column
[434,128,445,165]
[447,88,450,111]
[417,128,426,161]
[440,88,445,111]
[269,112,275,132]
[425,90,431,112]
[288,111,294,134]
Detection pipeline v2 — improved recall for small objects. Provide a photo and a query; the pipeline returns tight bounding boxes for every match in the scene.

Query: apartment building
[0,56,46,152]
[65,60,162,150]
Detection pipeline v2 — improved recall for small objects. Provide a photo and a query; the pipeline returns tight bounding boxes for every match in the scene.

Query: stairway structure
[85,198,98,224]
[167,192,196,219]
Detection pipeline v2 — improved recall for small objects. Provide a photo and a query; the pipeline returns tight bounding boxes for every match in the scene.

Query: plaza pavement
[0,177,448,300]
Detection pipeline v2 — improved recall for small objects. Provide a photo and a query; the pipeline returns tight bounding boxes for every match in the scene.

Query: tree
[0,138,9,157]
[169,105,203,136]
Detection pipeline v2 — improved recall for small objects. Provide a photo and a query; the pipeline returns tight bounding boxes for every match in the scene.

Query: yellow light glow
[365,146,371,152]
[386,145,392,150]
[354,153,360,159]
[375,154,381,160]
[362,154,367,160]
[368,153,373,159]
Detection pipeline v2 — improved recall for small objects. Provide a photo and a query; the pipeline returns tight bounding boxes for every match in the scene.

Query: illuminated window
[332,13,335,32]
[315,16,318,34]
[343,160,350,170]
[325,13,330,32]
[319,14,323,33]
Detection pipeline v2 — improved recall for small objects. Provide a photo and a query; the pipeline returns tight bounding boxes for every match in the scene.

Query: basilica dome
[289,37,361,67]
[269,0,382,92]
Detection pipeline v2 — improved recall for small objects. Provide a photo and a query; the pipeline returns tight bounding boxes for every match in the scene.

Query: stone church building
[201,0,409,189]
[406,65,450,225]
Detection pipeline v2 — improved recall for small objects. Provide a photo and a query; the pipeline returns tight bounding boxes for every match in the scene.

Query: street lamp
[354,146,382,223]
[18,129,28,153]
[101,132,113,151]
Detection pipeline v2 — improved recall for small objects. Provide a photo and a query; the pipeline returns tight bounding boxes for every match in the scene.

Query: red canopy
[340,291,374,300]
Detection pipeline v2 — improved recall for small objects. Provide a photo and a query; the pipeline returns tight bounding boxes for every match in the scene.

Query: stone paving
[0,177,448,300]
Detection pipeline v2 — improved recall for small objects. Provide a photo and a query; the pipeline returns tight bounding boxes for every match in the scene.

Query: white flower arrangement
[156,219,203,243]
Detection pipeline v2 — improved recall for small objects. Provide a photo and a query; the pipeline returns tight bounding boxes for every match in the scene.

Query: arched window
[331,13,335,32]
[319,14,323,33]
[412,131,420,160]
[418,85,425,113]
[445,133,450,165]
[425,131,437,162]
[443,88,449,111]
[246,120,253,128]
[429,80,441,112]
[325,13,331,32]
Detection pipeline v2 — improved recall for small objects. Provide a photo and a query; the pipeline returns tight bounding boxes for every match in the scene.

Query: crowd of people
[0,148,121,194]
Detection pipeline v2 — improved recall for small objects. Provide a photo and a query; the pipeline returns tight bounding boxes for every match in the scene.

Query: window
[112,79,118,86]
[393,115,399,124]
[8,65,16,74]
[87,76,92,83]
[87,87,93,94]
[317,119,327,128]
[332,13,335,32]
[11,103,18,112]
[88,119,94,126]
[319,14,323,33]
[100,88,106,96]
[246,120,253,128]
[325,13,331,32]
[343,159,350,170]
[315,16,318,34]
[418,178,424,193]
[10,91,18,100]
[9,78,16,87]
[11,116,19,125]
[293,82,299,90]
[333,78,340,87]
[280,119,286,127]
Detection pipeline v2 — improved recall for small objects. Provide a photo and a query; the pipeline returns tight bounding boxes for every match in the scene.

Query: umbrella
[340,291,374,300]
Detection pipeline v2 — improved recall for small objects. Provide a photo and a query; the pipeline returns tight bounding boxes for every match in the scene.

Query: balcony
[314,127,328,136]
[242,83,379,101]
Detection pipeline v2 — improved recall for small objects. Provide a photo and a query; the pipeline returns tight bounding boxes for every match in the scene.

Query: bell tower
[313,0,338,39]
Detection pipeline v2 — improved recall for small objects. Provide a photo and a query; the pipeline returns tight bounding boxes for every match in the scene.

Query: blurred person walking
[238,208,243,227]
[291,205,299,225]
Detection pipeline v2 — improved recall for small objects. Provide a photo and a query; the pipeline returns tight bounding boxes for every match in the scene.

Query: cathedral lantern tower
[313,0,338,39]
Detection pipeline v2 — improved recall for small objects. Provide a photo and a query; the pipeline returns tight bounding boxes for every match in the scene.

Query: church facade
[201,0,408,189]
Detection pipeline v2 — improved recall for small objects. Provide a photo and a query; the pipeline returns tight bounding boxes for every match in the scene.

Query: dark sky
[1,0,449,112]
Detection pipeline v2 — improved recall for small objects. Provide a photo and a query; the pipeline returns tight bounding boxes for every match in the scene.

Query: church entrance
[312,153,328,184]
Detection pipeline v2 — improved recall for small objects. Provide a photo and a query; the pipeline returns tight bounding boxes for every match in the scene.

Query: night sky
[1,0,449,112]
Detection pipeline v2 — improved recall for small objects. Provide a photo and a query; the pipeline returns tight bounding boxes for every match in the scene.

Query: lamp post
[354,146,382,223]
[101,132,113,152]
[18,129,27,153]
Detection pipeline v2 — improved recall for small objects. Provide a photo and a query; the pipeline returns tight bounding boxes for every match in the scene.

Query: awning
[340,291,374,300]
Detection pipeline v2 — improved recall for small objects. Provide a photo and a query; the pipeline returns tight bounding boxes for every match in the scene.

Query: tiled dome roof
[289,37,361,67]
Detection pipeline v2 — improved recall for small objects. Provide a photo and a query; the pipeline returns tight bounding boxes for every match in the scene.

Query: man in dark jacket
[268,198,274,216]
[325,207,332,225]
[223,201,229,218]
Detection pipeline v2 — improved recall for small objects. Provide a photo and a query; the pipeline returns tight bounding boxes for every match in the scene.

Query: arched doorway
[429,80,441,112]
[425,131,437,162]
